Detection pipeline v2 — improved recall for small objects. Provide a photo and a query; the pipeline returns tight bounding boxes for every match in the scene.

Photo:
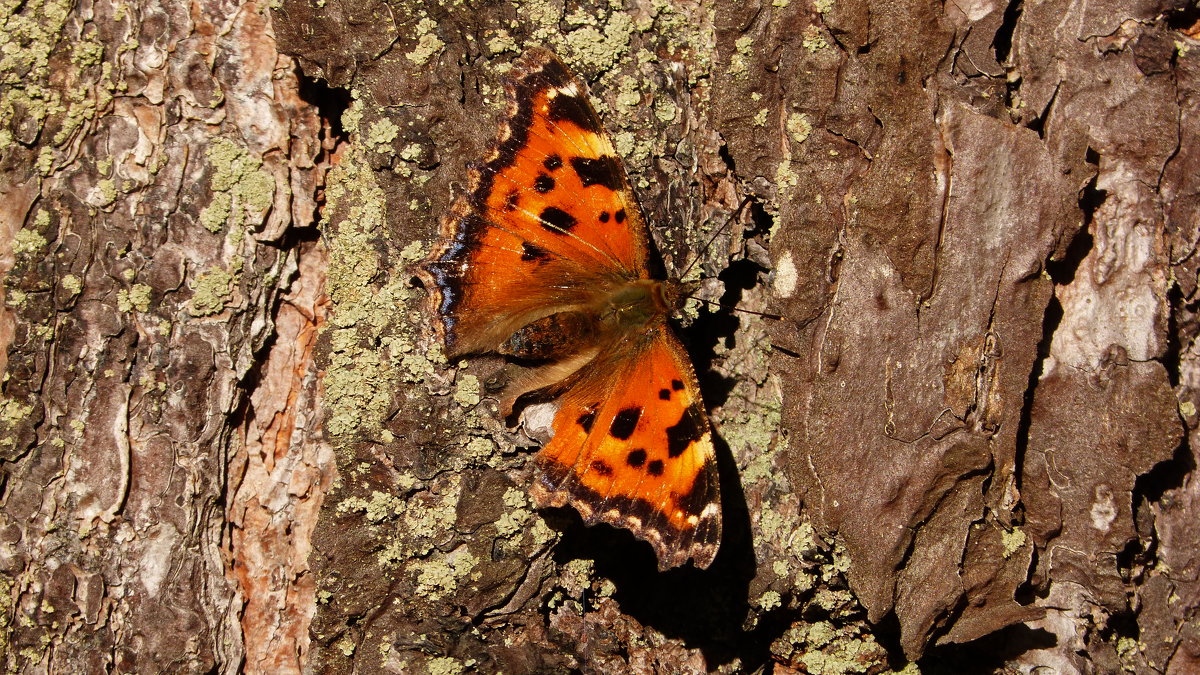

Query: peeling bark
[1,0,329,670]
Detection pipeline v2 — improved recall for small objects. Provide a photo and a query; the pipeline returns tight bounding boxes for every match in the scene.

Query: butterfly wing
[423,48,724,570]
[423,48,651,357]
[529,323,722,570]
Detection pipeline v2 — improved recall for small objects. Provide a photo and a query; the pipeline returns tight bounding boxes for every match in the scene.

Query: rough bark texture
[0,0,332,670]
[2,0,1197,672]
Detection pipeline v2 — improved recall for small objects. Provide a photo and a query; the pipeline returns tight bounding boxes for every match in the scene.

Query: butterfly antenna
[688,296,783,321]
[677,196,754,282]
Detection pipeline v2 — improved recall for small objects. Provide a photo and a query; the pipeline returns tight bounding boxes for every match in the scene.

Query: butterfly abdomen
[499,310,599,361]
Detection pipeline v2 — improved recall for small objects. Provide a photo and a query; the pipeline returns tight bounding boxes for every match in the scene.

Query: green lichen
[1179,400,1195,417]
[400,240,426,262]
[399,143,422,162]
[340,94,364,132]
[730,35,754,76]
[200,192,232,232]
[726,374,783,485]
[788,112,813,144]
[653,96,677,123]
[96,179,117,206]
[561,558,595,598]
[753,108,769,127]
[453,374,480,408]
[495,487,531,537]
[202,138,276,232]
[60,274,81,296]
[35,147,54,175]
[1116,636,1142,666]
[369,476,462,566]
[771,620,889,675]
[530,516,557,547]
[188,266,236,316]
[0,0,104,160]
[335,637,356,656]
[814,0,835,13]
[560,11,636,72]
[524,0,564,43]
[367,118,399,153]
[613,129,652,168]
[803,25,830,52]
[320,141,414,439]
[1001,527,1027,558]
[338,490,404,523]
[486,29,519,55]
[0,398,33,427]
[428,657,470,675]
[406,17,445,65]
[775,158,800,191]
[617,76,641,107]
[116,283,152,313]
[414,549,479,600]
[12,229,47,255]
[758,590,782,611]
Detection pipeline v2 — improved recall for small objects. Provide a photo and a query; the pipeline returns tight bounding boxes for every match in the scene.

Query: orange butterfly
[421,48,721,570]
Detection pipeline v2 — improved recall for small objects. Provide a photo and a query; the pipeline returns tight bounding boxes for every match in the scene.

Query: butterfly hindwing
[529,324,721,570]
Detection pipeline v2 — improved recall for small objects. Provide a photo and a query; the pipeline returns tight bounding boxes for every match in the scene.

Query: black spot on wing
[570,156,623,190]
[675,464,718,517]
[666,404,705,458]
[504,191,520,212]
[534,174,555,193]
[614,209,626,223]
[547,93,601,133]
[543,154,563,171]
[536,57,576,90]
[626,448,647,467]
[520,242,551,263]
[590,460,614,477]
[610,406,642,440]
[599,211,610,223]
[658,388,671,401]
[577,406,598,433]
[671,379,685,391]
[539,206,578,233]
[647,459,664,476]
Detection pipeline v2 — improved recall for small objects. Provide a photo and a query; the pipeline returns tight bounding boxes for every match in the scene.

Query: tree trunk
[2,0,1197,672]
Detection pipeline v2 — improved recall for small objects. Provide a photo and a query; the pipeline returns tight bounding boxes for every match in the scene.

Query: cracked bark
[2,0,1197,673]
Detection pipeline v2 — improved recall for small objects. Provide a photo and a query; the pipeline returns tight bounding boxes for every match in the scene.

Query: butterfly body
[422,48,721,570]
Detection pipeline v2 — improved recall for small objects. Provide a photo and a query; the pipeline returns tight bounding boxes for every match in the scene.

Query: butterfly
[420,48,721,570]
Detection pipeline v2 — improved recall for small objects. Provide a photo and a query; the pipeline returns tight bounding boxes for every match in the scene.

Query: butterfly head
[659,277,701,317]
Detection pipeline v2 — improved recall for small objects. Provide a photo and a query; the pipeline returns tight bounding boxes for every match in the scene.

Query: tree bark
[2,0,1197,672]
[1,0,331,670]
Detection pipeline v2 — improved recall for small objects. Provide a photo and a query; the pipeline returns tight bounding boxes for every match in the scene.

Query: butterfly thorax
[598,279,671,332]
